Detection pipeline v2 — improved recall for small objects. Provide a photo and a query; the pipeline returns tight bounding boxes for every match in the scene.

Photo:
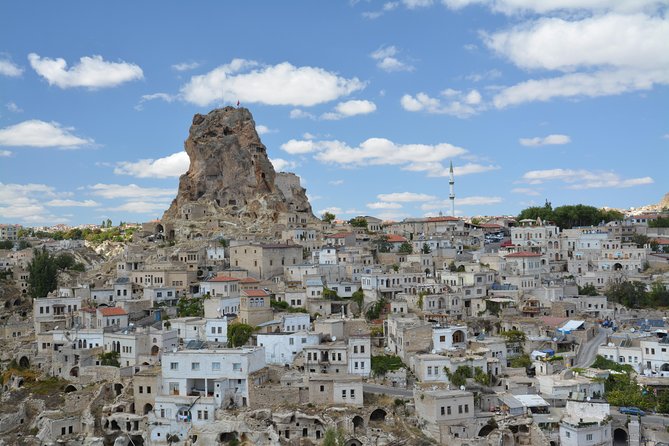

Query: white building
[559,400,611,446]
[257,331,320,365]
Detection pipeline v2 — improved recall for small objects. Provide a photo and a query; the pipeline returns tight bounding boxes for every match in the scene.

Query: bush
[371,355,404,377]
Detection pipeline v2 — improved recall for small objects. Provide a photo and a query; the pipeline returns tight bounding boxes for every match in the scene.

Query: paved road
[611,408,669,426]
[575,327,609,367]
[363,383,413,397]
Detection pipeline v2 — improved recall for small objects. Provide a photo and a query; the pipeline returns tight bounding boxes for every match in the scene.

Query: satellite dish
[431,350,437,354]
[586,396,591,401]
[631,328,635,333]
[460,385,465,391]
[331,336,337,342]
[552,338,558,342]
[608,343,614,347]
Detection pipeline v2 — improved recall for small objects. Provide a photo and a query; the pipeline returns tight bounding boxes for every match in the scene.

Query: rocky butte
[162,107,316,239]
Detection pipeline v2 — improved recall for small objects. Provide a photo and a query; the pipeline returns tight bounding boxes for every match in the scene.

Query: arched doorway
[369,408,386,424]
[143,403,153,415]
[64,384,78,393]
[613,428,628,446]
[69,366,79,377]
[345,440,363,446]
[661,363,669,372]
[352,415,365,435]
[113,383,124,396]
[453,330,465,344]
[151,345,160,356]
[614,263,623,271]
[19,356,30,368]
[478,424,495,437]
[219,432,238,443]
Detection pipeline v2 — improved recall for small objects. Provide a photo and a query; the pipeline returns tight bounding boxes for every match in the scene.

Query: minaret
[449,161,455,217]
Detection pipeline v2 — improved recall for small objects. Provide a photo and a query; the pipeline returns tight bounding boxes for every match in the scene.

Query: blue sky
[0,0,667,226]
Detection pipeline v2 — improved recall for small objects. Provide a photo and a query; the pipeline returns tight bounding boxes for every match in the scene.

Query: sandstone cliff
[162,107,314,235]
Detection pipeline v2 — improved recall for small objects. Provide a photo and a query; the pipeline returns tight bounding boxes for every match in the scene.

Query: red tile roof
[427,216,459,222]
[328,232,354,238]
[239,277,260,283]
[98,307,128,317]
[243,289,269,297]
[208,275,240,282]
[386,234,407,243]
[653,238,669,245]
[505,251,542,258]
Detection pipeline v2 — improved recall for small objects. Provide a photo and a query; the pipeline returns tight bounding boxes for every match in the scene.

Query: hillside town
[1,108,669,446]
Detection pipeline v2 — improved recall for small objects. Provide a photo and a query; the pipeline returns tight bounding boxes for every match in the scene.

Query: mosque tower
[449,161,455,217]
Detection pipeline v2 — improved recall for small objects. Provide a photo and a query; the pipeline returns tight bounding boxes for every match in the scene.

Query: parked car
[619,407,645,416]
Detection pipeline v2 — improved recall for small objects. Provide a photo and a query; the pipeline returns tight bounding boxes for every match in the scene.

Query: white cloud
[0,183,69,224]
[89,183,176,199]
[181,58,365,107]
[443,0,666,15]
[281,139,317,154]
[0,150,11,157]
[0,59,23,77]
[46,199,99,207]
[290,109,316,120]
[465,69,502,82]
[0,120,93,148]
[420,196,502,210]
[403,0,434,8]
[114,151,189,179]
[367,201,403,209]
[329,180,344,186]
[486,13,669,107]
[270,158,298,172]
[511,187,540,196]
[317,207,343,216]
[377,192,436,202]
[335,99,377,116]
[519,134,571,147]
[362,2,399,19]
[171,62,200,71]
[401,90,484,117]
[28,53,143,89]
[255,124,275,135]
[370,46,414,72]
[135,92,177,110]
[521,168,654,189]
[321,99,377,120]
[6,102,22,113]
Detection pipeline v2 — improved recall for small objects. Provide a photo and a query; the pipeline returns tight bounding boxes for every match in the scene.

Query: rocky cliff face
[162,107,314,232]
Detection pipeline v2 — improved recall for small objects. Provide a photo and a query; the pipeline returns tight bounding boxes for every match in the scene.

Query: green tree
[348,216,368,228]
[366,298,387,320]
[99,351,120,367]
[28,248,59,298]
[55,252,76,270]
[631,233,651,248]
[649,217,669,228]
[321,212,336,224]
[374,235,391,253]
[16,240,32,250]
[371,355,404,377]
[421,243,431,254]
[605,281,649,308]
[398,241,413,254]
[227,323,255,347]
[176,297,204,317]
[351,288,364,314]
[509,354,532,368]
[578,283,599,296]
[0,240,13,249]
[448,261,457,272]
[322,428,345,446]
[445,365,473,387]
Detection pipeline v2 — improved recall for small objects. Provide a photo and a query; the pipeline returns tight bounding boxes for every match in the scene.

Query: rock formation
[162,107,314,237]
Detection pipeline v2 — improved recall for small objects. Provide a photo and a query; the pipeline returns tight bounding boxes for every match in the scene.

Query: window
[360,346,365,353]
[147,386,151,393]
[139,386,144,394]
[441,406,445,415]
[233,363,242,371]
[586,434,593,441]
[170,362,178,370]
[320,385,325,392]
[447,406,451,415]
[458,405,463,414]
[350,389,355,398]
[342,389,347,398]
[212,362,221,371]
[566,431,571,438]
[191,362,200,371]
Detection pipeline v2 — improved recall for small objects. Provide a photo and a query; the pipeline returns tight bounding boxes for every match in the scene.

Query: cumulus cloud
[0,59,23,77]
[181,58,365,107]
[321,99,377,120]
[519,134,571,147]
[46,199,99,207]
[329,180,344,186]
[281,139,317,155]
[105,201,171,214]
[255,125,275,135]
[171,62,200,71]
[377,192,436,202]
[401,89,484,117]
[370,46,414,72]
[367,201,403,209]
[361,2,399,19]
[28,53,143,89]
[0,150,11,157]
[485,13,669,107]
[0,183,69,224]
[0,120,93,148]
[270,158,298,172]
[114,151,189,178]
[521,168,654,189]
[289,109,316,120]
